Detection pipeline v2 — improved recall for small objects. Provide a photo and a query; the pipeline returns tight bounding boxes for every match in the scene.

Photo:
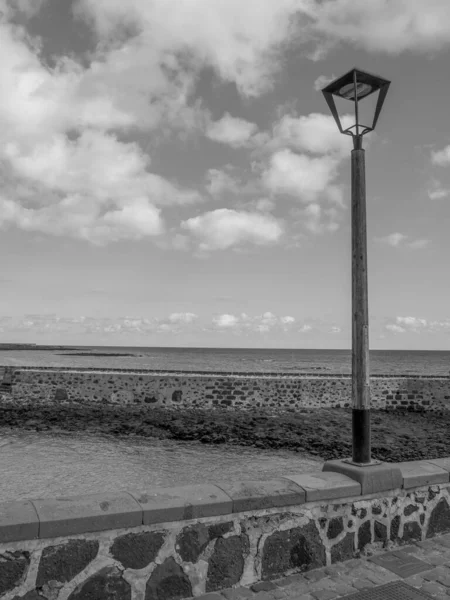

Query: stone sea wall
[2,366,450,412]
[2,459,450,599]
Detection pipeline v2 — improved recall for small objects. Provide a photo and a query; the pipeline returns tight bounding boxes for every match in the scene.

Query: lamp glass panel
[356,88,380,132]
[332,93,356,132]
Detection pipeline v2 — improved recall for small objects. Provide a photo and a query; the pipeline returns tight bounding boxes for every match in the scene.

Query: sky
[1,0,450,349]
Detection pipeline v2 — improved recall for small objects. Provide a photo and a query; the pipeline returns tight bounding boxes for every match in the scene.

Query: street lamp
[322,68,390,466]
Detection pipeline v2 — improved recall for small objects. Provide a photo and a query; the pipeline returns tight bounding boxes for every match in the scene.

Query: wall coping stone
[128,484,233,526]
[31,491,143,539]
[395,460,450,489]
[322,460,403,495]
[282,472,361,502]
[3,459,450,544]
[214,479,306,513]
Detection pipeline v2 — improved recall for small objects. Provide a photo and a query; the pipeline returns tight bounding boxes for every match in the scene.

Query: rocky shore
[0,402,448,462]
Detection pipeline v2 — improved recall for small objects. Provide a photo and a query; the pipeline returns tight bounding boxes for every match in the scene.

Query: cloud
[211,312,297,334]
[262,149,339,203]
[384,316,450,335]
[75,0,312,98]
[168,312,198,324]
[313,74,336,91]
[268,112,354,157]
[292,203,340,235]
[431,145,450,167]
[181,209,284,251]
[206,113,259,148]
[427,178,450,199]
[1,313,201,335]
[309,0,450,55]
[205,168,240,198]
[374,233,430,249]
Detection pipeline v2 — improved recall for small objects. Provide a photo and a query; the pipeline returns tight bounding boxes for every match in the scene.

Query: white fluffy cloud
[211,312,296,334]
[385,316,450,334]
[181,209,284,251]
[262,149,339,203]
[269,113,354,157]
[309,0,450,55]
[375,233,430,249]
[206,113,259,148]
[431,145,450,167]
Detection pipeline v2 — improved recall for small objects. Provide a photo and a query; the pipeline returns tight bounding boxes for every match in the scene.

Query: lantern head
[322,68,390,142]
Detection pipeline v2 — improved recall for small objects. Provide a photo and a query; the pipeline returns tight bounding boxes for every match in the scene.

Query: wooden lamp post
[321,68,391,466]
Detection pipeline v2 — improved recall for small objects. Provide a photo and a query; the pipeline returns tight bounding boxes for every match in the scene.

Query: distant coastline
[0,344,76,351]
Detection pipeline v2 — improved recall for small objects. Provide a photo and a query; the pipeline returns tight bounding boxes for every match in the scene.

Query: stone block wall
[2,459,450,599]
[2,366,450,412]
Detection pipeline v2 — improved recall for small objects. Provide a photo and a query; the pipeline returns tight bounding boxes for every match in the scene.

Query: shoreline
[0,402,448,463]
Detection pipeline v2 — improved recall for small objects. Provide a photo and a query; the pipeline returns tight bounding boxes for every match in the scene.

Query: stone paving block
[425,555,450,567]
[433,537,450,549]
[196,594,223,600]
[420,580,450,599]
[403,573,426,588]
[351,578,375,590]
[395,460,449,489]
[270,589,286,599]
[282,472,361,503]
[0,499,39,542]
[436,574,450,588]
[31,491,142,539]
[252,592,273,600]
[128,484,232,525]
[251,582,278,593]
[310,590,339,600]
[221,587,254,600]
[333,583,358,596]
[303,570,327,582]
[422,567,449,582]
[215,479,305,513]
[293,595,314,600]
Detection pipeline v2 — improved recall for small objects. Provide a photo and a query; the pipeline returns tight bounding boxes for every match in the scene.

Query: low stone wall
[2,459,450,599]
[2,366,450,412]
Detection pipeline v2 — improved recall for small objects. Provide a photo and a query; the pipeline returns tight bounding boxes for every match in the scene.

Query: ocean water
[0,346,449,375]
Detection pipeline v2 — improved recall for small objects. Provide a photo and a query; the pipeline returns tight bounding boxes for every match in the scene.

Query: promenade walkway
[197,533,450,600]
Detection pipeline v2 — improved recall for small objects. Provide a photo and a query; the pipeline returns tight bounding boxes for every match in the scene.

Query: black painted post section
[351,137,371,464]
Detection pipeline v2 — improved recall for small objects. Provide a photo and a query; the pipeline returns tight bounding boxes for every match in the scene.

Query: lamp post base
[341,457,383,467]
[322,458,403,495]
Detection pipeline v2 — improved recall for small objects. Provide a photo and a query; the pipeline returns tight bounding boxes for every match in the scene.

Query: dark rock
[206,535,249,592]
[145,557,192,600]
[54,388,68,401]
[330,533,355,564]
[172,391,182,403]
[390,515,401,541]
[208,522,234,540]
[177,524,210,563]
[327,518,344,540]
[111,531,165,569]
[374,521,387,543]
[36,540,98,587]
[372,505,382,515]
[0,551,30,596]
[68,566,131,600]
[261,523,325,580]
[427,497,450,538]
[403,521,421,543]
[145,397,158,404]
[358,521,371,551]
[11,591,42,600]
[404,505,418,516]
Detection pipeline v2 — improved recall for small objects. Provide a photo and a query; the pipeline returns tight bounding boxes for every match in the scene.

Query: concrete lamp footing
[322,458,403,495]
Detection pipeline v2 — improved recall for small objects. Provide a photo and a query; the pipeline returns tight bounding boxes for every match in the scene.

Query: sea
[0,346,449,375]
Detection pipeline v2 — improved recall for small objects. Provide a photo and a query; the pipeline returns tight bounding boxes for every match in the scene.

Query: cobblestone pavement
[194,533,450,600]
